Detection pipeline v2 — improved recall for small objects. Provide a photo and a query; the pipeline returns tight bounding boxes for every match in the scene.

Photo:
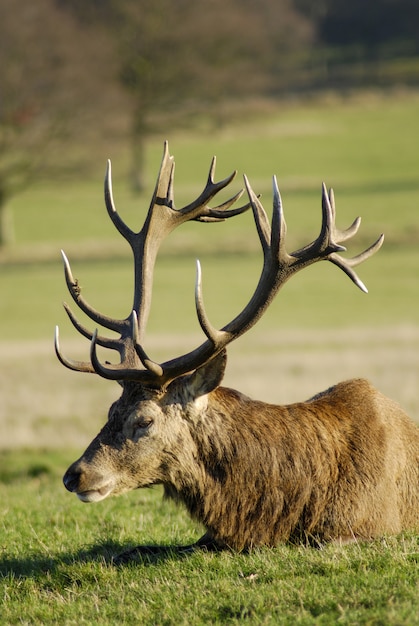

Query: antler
[56,143,384,388]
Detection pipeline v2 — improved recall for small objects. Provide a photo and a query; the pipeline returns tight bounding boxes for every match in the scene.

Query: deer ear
[184,349,227,399]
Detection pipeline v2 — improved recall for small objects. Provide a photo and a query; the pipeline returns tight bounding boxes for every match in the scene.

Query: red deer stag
[56,142,419,557]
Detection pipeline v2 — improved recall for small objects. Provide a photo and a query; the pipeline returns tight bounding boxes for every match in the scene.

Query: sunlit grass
[1,450,418,625]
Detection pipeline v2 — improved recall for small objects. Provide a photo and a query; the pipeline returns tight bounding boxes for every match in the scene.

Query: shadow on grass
[0,541,197,579]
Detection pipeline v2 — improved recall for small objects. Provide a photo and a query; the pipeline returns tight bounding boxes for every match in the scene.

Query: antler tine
[131,311,164,377]
[61,250,126,334]
[89,329,123,380]
[316,183,385,292]
[104,160,135,244]
[63,302,121,350]
[328,186,361,242]
[243,174,289,262]
[292,184,365,265]
[54,326,95,374]
[270,176,287,258]
[151,140,175,207]
[329,233,385,293]
[320,183,343,252]
[195,260,230,346]
[317,182,347,255]
[243,175,271,252]
[179,156,240,220]
[89,327,161,383]
[194,189,251,222]
[291,183,344,261]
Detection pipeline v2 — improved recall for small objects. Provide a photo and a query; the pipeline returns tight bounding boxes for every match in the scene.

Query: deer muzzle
[63,461,115,503]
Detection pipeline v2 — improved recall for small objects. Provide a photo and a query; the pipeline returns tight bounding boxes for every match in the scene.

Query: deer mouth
[76,484,113,503]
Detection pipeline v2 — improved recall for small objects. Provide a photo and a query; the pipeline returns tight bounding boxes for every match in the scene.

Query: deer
[56,142,419,560]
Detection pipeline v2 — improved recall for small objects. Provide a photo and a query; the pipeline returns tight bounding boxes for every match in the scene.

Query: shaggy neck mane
[164,386,345,550]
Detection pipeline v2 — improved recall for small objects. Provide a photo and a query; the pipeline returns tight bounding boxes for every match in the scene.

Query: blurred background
[1,0,419,448]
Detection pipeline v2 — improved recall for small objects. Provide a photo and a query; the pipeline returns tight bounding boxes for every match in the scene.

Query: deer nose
[63,465,81,493]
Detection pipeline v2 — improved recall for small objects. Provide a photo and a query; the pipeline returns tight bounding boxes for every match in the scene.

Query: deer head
[57,142,410,553]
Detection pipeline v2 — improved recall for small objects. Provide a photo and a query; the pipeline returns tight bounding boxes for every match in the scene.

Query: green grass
[1,449,418,625]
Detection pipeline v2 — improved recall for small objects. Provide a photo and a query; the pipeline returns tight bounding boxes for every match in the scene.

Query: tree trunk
[0,197,15,247]
[130,109,147,194]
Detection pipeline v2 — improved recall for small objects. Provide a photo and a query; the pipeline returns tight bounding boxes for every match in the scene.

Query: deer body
[57,142,418,555]
[185,381,418,548]
[64,357,419,550]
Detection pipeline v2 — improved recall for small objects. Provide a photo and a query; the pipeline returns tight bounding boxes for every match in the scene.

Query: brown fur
[63,351,419,551]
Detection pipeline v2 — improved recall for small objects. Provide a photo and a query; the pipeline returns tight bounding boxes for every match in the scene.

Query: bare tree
[63,0,314,191]
[0,0,124,246]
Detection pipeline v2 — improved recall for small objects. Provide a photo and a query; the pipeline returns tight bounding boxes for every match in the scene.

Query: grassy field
[1,90,419,624]
[1,450,418,625]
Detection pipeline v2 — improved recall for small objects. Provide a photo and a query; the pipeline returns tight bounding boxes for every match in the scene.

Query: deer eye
[138,416,153,429]
[131,417,153,441]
